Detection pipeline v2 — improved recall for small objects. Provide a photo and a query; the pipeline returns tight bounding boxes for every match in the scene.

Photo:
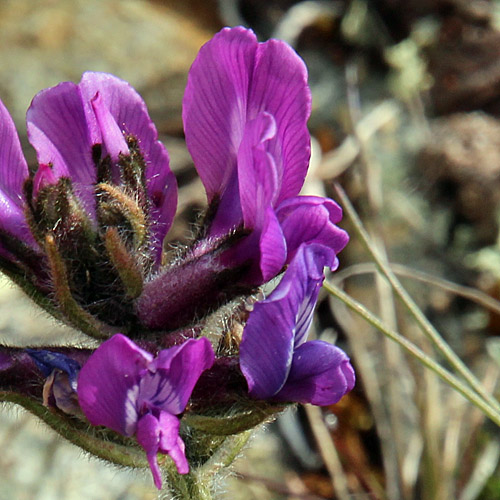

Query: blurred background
[1,0,500,498]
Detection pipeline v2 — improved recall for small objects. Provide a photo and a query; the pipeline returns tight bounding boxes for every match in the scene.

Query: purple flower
[183,27,348,283]
[240,244,355,405]
[27,72,177,261]
[77,334,215,489]
[0,72,181,331]
[0,72,177,264]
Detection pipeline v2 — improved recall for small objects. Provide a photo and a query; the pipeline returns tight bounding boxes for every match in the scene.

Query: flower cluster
[0,27,354,490]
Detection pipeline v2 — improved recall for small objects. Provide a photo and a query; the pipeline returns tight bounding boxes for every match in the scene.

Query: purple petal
[183,27,311,206]
[77,334,152,435]
[248,37,311,204]
[79,73,178,251]
[136,411,188,489]
[238,112,279,229]
[158,411,188,474]
[90,92,129,162]
[239,275,296,398]
[221,206,286,285]
[0,98,33,248]
[274,341,355,405]
[32,163,58,195]
[183,27,256,202]
[0,99,29,207]
[26,349,80,389]
[277,196,349,268]
[28,73,177,257]
[0,351,13,371]
[240,244,333,398]
[257,207,286,282]
[136,413,163,489]
[138,337,215,415]
[290,244,334,347]
[208,172,243,236]
[0,190,32,257]
[27,81,95,186]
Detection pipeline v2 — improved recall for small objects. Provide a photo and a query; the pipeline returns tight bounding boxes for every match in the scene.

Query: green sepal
[44,234,112,340]
[184,401,289,436]
[104,227,144,298]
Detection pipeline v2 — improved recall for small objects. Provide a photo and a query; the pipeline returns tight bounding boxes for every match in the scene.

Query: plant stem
[200,430,252,476]
[323,281,500,427]
[0,392,148,468]
[166,472,213,500]
[165,430,252,499]
[334,182,500,414]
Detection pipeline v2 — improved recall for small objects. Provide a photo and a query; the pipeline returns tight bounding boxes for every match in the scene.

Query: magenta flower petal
[136,411,187,489]
[78,335,214,489]
[27,72,177,256]
[136,413,164,489]
[183,27,256,203]
[77,334,152,435]
[277,196,349,268]
[0,99,34,250]
[240,244,353,404]
[0,99,29,207]
[237,112,279,229]
[27,81,95,186]
[79,72,178,248]
[138,337,215,415]
[219,206,286,285]
[208,171,243,236]
[257,207,287,282]
[157,411,188,474]
[183,26,311,209]
[90,92,129,163]
[274,340,355,405]
[248,36,311,205]
[32,163,58,195]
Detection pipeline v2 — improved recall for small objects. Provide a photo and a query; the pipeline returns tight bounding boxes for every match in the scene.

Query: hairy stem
[165,431,252,499]
[0,391,148,468]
